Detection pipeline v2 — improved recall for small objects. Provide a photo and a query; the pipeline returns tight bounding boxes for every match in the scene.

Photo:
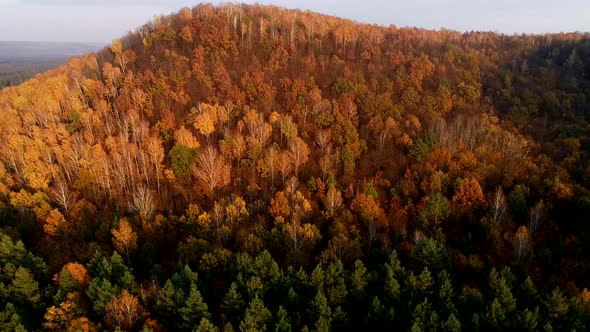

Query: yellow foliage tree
[112,218,138,263]
[194,110,216,140]
[44,209,67,237]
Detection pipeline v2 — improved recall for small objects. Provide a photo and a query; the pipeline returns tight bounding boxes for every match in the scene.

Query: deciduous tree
[105,290,146,331]
[193,145,231,194]
[112,218,138,263]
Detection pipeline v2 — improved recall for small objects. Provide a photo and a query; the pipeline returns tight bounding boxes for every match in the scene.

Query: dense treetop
[0,3,589,330]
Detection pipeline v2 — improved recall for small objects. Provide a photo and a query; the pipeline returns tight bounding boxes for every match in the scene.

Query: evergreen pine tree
[485,298,506,329]
[0,303,26,332]
[518,277,538,309]
[222,282,245,324]
[517,306,539,331]
[155,280,179,324]
[471,313,480,332]
[181,283,210,329]
[86,278,117,317]
[413,298,438,331]
[441,313,461,332]
[274,306,291,332]
[368,296,384,323]
[545,288,569,320]
[194,317,217,332]
[239,296,271,332]
[309,290,331,327]
[384,263,401,300]
[350,259,368,294]
[245,276,264,299]
[438,270,454,302]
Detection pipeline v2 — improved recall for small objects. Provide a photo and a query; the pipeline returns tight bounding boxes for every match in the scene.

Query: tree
[145,135,165,193]
[278,150,292,183]
[486,299,507,329]
[195,317,218,332]
[275,180,315,254]
[112,218,138,263]
[384,251,403,299]
[56,262,90,295]
[180,283,210,329]
[411,238,450,273]
[193,145,231,194]
[111,38,135,73]
[10,266,41,305]
[418,193,450,227]
[351,192,385,242]
[508,185,530,221]
[0,233,47,278]
[408,267,433,295]
[155,280,179,326]
[438,270,454,302]
[169,144,198,178]
[105,290,146,331]
[517,307,539,331]
[243,109,272,147]
[0,303,26,332]
[50,180,78,215]
[239,296,271,332]
[442,313,461,332]
[513,226,530,264]
[260,144,280,189]
[487,187,507,227]
[309,290,332,329]
[43,295,83,331]
[412,298,439,331]
[350,259,369,294]
[545,288,569,320]
[222,282,245,324]
[288,137,309,178]
[194,108,217,140]
[312,260,348,306]
[223,131,247,174]
[528,200,545,234]
[323,185,342,218]
[269,191,290,221]
[224,195,249,229]
[87,279,117,317]
[130,185,155,222]
[452,178,485,209]
[43,208,69,237]
[488,268,516,317]
[482,186,508,246]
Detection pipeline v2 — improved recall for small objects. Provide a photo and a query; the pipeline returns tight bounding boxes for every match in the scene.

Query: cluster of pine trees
[2,233,586,331]
[0,3,589,330]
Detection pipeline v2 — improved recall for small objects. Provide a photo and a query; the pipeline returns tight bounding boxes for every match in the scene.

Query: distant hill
[0,41,103,61]
[0,41,102,88]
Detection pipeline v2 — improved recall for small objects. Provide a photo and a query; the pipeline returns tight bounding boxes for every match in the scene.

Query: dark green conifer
[239,296,271,332]
[181,283,210,330]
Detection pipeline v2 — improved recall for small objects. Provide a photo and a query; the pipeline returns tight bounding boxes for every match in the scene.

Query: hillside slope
[0,3,589,330]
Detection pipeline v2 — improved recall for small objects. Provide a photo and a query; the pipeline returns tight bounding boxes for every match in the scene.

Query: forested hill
[0,3,590,331]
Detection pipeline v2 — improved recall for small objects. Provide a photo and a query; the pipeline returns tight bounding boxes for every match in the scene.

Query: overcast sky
[0,0,589,43]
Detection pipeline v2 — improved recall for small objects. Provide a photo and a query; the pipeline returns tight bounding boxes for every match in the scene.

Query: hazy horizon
[0,0,589,43]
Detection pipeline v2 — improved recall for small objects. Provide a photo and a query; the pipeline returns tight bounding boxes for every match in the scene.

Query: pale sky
[0,0,589,43]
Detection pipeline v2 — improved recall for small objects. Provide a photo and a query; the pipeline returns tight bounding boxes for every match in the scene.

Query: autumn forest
[1,3,590,331]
